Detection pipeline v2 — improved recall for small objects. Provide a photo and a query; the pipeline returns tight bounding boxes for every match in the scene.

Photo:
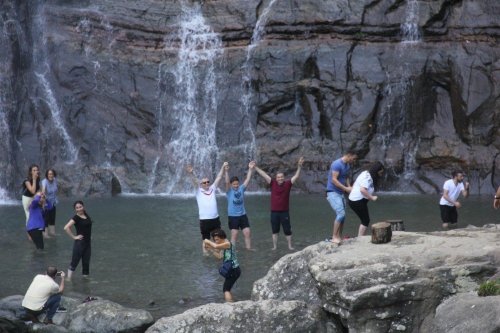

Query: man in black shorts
[224,161,255,250]
[187,162,227,253]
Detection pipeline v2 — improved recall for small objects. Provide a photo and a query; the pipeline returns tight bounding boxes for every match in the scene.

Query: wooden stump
[387,219,405,231]
[371,222,392,244]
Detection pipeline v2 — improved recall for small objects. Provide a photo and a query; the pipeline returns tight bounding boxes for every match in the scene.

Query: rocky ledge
[1,225,499,333]
[0,296,154,333]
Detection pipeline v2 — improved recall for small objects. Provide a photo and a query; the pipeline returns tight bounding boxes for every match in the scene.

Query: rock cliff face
[0,0,498,197]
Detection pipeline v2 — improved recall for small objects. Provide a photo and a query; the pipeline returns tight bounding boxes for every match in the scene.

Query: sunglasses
[201,181,210,184]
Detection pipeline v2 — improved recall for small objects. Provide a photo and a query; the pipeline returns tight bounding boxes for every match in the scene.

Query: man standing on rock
[439,170,469,229]
[326,151,357,244]
[187,162,228,253]
[254,157,304,250]
[22,266,65,324]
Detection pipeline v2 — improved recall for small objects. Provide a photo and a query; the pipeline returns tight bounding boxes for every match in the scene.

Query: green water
[0,194,497,318]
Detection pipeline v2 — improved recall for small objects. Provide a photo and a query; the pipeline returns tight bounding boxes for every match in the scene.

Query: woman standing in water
[21,164,41,223]
[41,169,58,238]
[348,161,385,237]
[204,229,241,302]
[26,192,52,250]
[64,201,92,281]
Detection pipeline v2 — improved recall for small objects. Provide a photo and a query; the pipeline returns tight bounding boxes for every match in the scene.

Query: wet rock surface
[0,0,498,196]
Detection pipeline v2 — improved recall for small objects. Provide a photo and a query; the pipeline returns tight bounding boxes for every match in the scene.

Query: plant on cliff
[477,280,500,297]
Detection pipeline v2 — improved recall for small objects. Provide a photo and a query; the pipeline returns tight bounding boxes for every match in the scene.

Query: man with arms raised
[254,157,304,250]
[187,162,228,253]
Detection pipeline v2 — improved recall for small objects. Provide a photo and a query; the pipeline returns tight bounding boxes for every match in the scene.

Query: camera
[56,271,62,277]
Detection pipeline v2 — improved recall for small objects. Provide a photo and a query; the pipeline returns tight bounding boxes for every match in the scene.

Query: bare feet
[271,246,277,251]
[288,246,295,251]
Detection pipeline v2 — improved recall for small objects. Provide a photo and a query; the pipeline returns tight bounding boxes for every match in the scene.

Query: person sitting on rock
[22,266,65,325]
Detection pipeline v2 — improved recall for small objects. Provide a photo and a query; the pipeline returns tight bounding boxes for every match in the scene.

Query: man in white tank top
[439,170,469,229]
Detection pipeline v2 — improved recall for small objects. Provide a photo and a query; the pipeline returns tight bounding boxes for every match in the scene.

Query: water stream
[0,14,19,203]
[239,0,279,160]
[376,0,422,183]
[153,2,223,194]
[32,4,78,164]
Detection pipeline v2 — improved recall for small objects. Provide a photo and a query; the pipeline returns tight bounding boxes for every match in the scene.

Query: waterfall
[31,4,78,164]
[375,0,422,185]
[154,2,223,194]
[239,0,279,159]
[0,81,13,203]
[401,0,421,43]
[34,71,78,164]
[0,15,18,203]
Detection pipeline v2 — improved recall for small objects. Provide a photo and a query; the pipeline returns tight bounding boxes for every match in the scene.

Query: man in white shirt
[439,171,469,229]
[186,162,228,252]
[22,266,65,324]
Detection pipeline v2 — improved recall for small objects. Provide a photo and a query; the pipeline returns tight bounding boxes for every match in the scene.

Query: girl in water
[64,201,92,280]
[21,164,41,223]
[41,169,58,238]
[26,192,52,250]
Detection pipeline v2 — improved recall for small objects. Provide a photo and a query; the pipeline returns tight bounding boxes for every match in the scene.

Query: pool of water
[0,193,497,319]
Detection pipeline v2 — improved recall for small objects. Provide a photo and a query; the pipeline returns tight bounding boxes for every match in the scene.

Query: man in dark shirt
[254,157,304,250]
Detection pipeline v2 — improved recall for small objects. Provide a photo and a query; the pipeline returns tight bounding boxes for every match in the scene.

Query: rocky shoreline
[1,225,499,332]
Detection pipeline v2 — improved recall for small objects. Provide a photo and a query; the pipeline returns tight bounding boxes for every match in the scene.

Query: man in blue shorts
[225,161,255,250]
[326,151,357,244]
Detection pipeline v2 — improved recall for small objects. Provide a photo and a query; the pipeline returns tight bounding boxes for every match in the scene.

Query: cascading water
[376,0,422,184]
[401,0,421,43]
[32,5,78,164]
[34,70,78,164]
[153,2,222,194]
[239,0,279,159]
[0,14,18,203]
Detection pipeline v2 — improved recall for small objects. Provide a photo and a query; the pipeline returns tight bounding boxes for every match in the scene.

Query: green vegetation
[477,279,500,297]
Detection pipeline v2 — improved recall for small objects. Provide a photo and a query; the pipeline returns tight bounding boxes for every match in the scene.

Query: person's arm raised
[291,157,304,184]
[224,164,230,192]
[213,162,228,189]
[254,164,272,185]
[243,161,255,188]
[186,165,199,189]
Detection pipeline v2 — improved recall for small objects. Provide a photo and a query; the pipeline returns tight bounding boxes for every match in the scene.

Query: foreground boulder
[253,226,500,332]
[430,292,500,333]
[0,295,153,333]
[146,300,342,333]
